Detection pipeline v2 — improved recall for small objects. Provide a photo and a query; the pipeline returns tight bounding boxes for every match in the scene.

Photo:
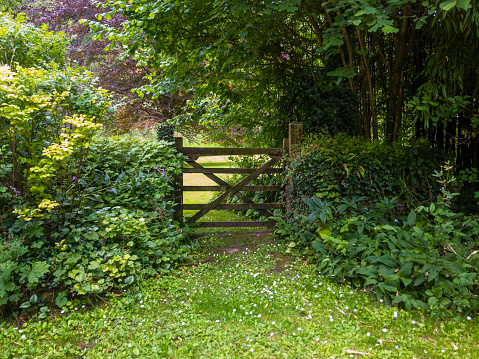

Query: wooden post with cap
[285,122,303,217]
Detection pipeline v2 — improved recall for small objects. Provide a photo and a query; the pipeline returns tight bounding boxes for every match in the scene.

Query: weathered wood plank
[183,203,281,210]
[173,137,183,223]
[180,147,282,156]
[183,185,281,192]
[185,161,273,218]
[193,221,276,228]
[185,156,281,224]
[183,167,283,174]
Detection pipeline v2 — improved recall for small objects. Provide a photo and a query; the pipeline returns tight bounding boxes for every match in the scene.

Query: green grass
[2,233,477,358]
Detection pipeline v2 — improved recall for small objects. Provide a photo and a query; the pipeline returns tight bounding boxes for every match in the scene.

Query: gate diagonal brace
[186,156,281,224]
[185,161,273,218]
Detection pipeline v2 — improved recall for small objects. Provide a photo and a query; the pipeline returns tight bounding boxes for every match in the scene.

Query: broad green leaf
[407,209,417,227]
[382,25,399,34]
[456,0,471,9]
[88,261,100,270]
[363,6,377,14]
[55,296,68,308]
[439,0,456,11]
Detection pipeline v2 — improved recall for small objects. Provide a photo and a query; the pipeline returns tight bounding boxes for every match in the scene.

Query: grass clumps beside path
[1,231,478,358]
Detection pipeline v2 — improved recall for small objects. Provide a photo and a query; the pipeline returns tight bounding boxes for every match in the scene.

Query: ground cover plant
[0,231,477,358]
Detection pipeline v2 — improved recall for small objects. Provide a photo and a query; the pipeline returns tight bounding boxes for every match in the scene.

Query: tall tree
[18,0,190,131]
[86,0,478,165]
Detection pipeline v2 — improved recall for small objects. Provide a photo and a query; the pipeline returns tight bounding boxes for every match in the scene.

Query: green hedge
[285,135,446,211]
[1,137,188,315]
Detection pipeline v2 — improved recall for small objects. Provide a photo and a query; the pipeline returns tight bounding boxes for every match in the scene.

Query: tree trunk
[357,29,378,141]
[387,15,413,142]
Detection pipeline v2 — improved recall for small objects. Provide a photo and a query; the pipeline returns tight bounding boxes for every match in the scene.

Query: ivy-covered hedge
[285,135,446,211]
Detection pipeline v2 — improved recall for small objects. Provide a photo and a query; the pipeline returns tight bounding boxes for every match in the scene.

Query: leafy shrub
[156,123,175,143]
[454,167,479,214]
[285,134,446,213]
[1,136,187,313]
[0,16,188,314]
[276,191,479,316]
[278,68,358,136]
[0,14,67,69]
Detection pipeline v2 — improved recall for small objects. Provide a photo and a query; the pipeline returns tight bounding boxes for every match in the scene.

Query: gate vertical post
[174,137,183,224]
[286,122,303,218]
[288,121,303,156]
[282,137,289,216]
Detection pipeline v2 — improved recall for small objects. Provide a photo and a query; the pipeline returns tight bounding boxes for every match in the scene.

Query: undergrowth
[0,234,477,358]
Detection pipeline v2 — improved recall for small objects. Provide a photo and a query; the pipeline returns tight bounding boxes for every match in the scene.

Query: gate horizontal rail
[183,168,283,174]
[183,203,281,210]
[181,147,282,156]
[183,185,281,191]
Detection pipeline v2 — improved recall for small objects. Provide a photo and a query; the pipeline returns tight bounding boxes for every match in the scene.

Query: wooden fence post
[282,137,289,216]
[174,137,183,224]
[285,122,303,218]
[288,121,303,156]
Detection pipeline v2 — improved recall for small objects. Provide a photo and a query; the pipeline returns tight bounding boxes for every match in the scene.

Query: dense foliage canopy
[86,0,478,162]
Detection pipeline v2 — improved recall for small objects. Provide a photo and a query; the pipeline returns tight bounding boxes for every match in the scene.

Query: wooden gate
[173,137,288,228]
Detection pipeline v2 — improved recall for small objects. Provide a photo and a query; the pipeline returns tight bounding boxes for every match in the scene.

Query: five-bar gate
[173,137,288,228]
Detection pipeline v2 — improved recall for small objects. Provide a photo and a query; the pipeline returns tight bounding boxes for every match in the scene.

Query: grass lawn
[1,231,477,358]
